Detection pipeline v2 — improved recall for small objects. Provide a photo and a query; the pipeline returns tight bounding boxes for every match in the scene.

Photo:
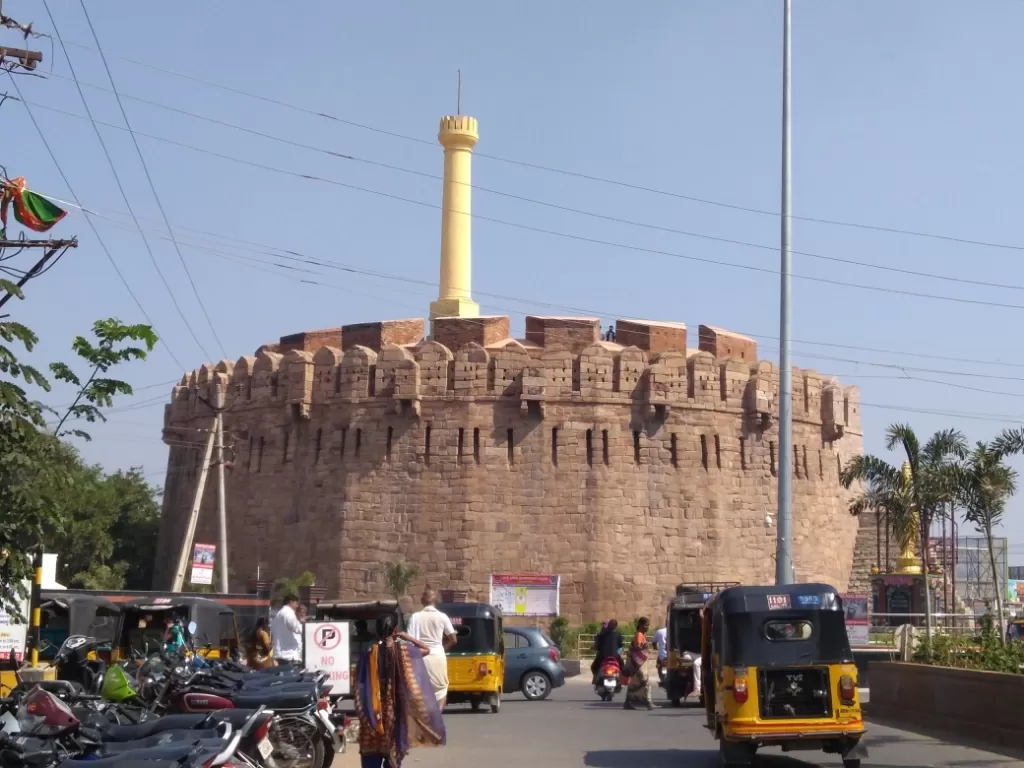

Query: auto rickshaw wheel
[489,692,500,713]
[470,695,482,712]
[670,697,681,707]
[842,760,860,768]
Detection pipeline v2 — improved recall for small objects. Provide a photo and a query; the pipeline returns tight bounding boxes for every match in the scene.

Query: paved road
[359,677,1023,768]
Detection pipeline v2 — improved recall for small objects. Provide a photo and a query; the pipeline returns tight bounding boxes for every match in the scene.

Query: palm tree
[381,560,419,602]
[841,424,966,646]
[957,441,1017,643]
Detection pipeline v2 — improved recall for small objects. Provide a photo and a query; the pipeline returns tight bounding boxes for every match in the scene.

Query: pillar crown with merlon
[430,114,481,322]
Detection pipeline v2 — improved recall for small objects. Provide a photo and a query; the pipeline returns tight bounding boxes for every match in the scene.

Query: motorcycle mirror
[187,621,197,636]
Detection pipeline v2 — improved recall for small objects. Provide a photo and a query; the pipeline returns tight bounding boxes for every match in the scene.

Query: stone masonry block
[433,316,510,352]
[279,327,343,353]
[616,320,687,355]
[525,316,600,354]
[342,319,425,352]
[698,325,758,363]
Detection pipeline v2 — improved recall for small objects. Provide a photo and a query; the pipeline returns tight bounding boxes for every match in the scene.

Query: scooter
[594,658,623,702]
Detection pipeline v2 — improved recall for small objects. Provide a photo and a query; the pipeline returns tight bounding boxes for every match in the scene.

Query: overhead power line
[5,73,188,371]
[76,0,226,359]
[55,196,1024,377]
[20,96,1024,314]
[39,0,214,362]
[86,209,1024,393]
[58,38,1024,255]
[35,70,1024,295]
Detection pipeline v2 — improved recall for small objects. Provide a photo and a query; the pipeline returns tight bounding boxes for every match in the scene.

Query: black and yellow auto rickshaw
[313,600,405,700]
[437,602,504,714]
[117,596,239,660]
[39,591,122,663]
[701,584,867,767]
[662,582,736,707]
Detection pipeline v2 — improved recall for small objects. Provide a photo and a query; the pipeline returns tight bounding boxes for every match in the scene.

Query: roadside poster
[303,621,350,695]
[0,589,28,662]
[842,594,870,647]
[190,543,216,586]
[489,574,559,617]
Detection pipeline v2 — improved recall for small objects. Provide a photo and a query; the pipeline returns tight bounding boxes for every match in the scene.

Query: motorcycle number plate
[603,679,616,688]
[258,737,274,760]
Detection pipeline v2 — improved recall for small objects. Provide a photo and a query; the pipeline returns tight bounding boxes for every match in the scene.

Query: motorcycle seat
[99,728,222,748]
[59,762,181,768]
[75,741,221,764]
[232,688,315,711]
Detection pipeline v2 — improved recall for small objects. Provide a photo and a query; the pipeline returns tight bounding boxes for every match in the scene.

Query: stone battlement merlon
[163,315,861,441]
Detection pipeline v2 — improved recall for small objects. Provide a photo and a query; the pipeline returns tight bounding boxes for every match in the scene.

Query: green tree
[270,571,317,606]
[381,561,419,601]
[0,296,157,618]
[841,424,966,648]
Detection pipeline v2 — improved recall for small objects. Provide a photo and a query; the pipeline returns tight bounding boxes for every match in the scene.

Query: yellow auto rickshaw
[701,584,867,767]
[438,602,504,713]
[661,582,736,707]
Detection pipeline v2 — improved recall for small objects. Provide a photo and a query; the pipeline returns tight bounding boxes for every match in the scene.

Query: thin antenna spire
[457,70,462,115]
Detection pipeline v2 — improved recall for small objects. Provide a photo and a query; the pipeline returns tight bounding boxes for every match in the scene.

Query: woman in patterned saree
[624,616,655,711]
[355,613,447,768]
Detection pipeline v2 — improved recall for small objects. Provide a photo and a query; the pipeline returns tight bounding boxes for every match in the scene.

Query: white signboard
[0,588,28,662]
[489,574,560,617]
[303,621,350,695]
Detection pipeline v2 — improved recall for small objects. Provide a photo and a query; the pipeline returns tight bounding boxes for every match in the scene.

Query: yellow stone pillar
[430,115,481,320]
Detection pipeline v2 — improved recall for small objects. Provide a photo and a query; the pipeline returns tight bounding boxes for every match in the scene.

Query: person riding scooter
[590,619,624,684]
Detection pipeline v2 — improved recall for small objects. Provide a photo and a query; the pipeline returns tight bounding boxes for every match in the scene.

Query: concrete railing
[869,662,1024,751]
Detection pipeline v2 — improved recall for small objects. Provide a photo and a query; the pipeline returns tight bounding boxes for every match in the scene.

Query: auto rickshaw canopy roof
[436,602,501,620]
[314,600,402,621]
[706,583,844,614]
[39,591,121,642]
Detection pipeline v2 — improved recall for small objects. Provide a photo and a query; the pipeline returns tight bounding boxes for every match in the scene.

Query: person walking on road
[624,617,654,711]
[272,594,303,667]
[653,625,668,682]
[356,613,445,768]
[406,587,458,708]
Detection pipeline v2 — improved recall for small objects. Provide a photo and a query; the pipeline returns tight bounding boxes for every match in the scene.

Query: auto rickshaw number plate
[767,594,791,610]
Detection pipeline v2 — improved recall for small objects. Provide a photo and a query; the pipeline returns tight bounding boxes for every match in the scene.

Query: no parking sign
[303,621,351,695]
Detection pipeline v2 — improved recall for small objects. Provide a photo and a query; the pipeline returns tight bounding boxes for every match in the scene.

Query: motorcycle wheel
[269,717,325,768]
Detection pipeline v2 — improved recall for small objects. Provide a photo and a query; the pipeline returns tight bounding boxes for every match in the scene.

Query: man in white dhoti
[406,587,458,708]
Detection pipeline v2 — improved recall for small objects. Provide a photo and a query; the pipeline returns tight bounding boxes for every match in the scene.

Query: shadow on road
[583,749,717,767]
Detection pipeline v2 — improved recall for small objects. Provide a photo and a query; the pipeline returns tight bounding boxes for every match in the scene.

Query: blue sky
[9,1,1024,564]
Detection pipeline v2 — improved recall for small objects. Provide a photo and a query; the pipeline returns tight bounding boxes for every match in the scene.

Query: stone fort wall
[153,315,866,622]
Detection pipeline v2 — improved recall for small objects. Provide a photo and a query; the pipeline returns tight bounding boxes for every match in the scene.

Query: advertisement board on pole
[303,621,351,695]
[190,543,216,586]
[0,588,27,662]
[489,574,560,617]
[842,594,870,647]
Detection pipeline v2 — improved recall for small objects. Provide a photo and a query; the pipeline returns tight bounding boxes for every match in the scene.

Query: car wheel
[521,671,552,701]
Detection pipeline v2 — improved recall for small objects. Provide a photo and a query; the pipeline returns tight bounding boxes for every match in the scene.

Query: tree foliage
[381,561,419,601]
[270,571,316,607]
[0,297,159,618]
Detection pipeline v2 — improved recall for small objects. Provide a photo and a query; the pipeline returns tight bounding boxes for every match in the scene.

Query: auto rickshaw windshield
[722,611,853,667]
[449,617,499,654]
[670,610,702,653]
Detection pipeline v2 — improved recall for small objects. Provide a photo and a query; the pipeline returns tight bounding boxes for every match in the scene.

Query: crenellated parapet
[164,314,862,441]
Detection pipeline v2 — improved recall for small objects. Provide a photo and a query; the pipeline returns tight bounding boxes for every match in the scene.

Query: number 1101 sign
[303,621,351,695]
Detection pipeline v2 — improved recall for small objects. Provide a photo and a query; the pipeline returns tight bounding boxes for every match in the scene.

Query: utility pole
[776,0,794,586]
[0,239,77,310]
[171,417,217,592]
[214,382,230,594]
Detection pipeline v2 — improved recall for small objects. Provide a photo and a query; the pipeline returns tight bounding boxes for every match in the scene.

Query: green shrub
[913,622,1024,674]
[549,616,570,653]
